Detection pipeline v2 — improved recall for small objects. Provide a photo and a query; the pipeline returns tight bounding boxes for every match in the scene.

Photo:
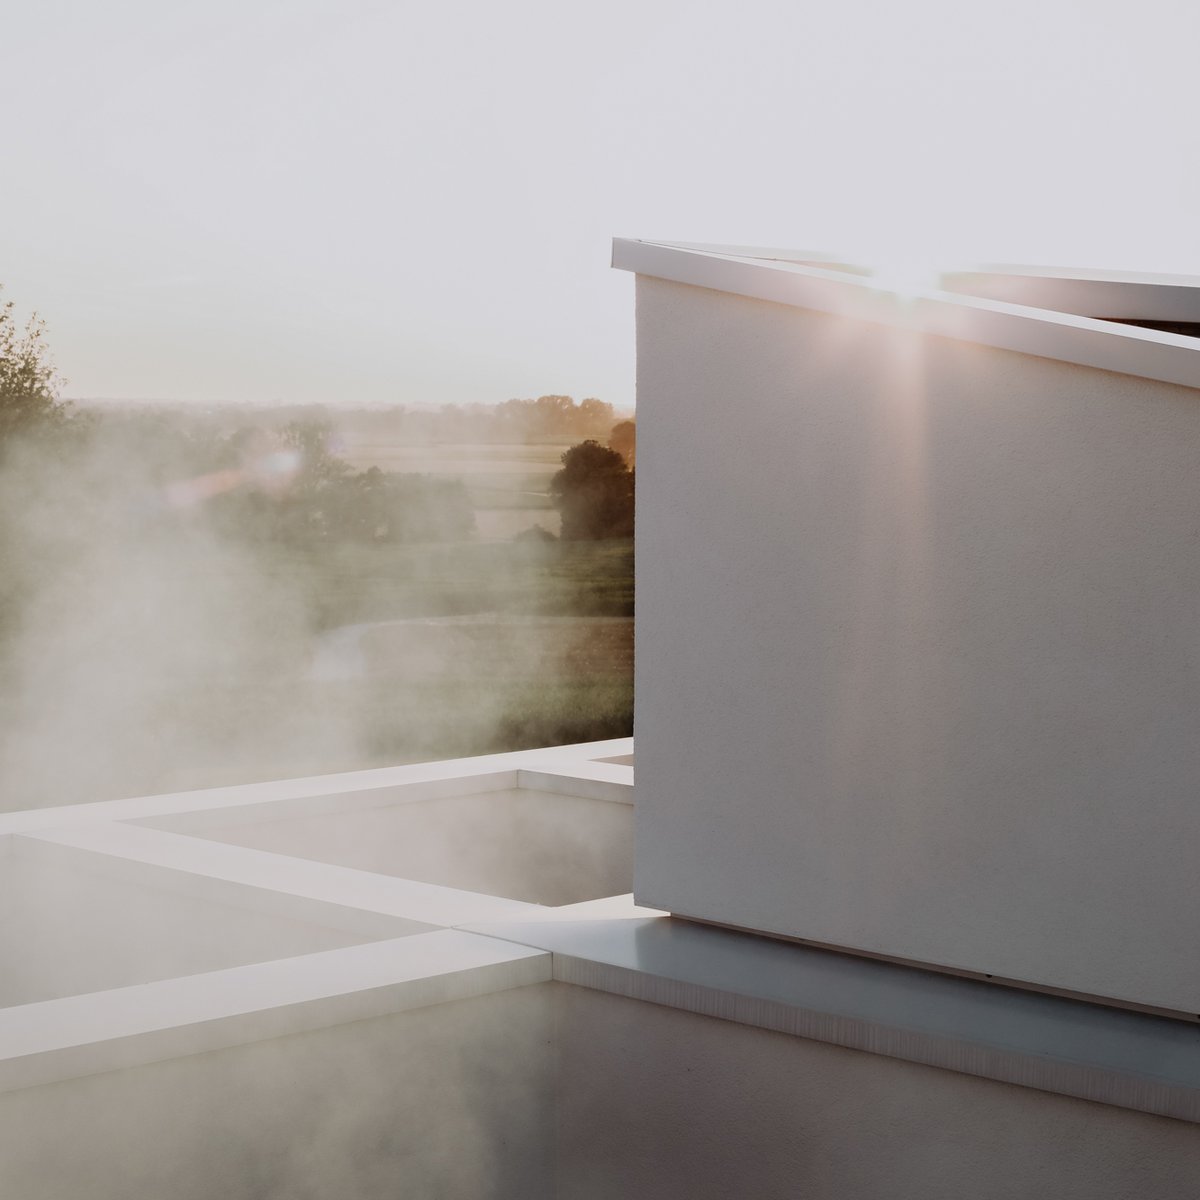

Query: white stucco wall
[634,275,1200,1015]
[556,986,1200,1200]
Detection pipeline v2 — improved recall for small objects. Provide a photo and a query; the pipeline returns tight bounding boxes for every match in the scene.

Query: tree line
[1,287,634,547]
[550,438,635,540]
[309,394,627,445]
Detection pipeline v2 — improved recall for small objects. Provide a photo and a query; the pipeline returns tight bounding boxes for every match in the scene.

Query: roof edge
[612,239,1200,392]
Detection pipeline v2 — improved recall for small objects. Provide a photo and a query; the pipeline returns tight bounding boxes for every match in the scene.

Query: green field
[0,417,634,807]
[337,440,574,539]
[266,537,633,626]
[0,537,634,807]
[160,540,633,793]
[338,439,574,476]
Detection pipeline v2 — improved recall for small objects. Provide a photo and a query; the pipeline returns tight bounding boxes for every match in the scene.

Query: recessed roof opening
[1103,318,1200,339]
[142,786,633,906]
[937,267,1200,336]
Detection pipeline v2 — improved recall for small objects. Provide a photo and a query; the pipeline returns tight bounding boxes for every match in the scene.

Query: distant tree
[0,287,74,449]
[514,523,557,545]
[257,420,348,542]
[608,419,636,467]
[579,397,614,436]
[533,394,577,436]
[551,440,634,540]
[279,419,348,490]
[323,465,390,541]
[86,408,236,486]
[283,464,475,545]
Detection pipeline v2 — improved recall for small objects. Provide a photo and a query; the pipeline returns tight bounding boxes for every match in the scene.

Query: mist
[0,425,351,808]
[0,383,636,1197]
[0,980,558,1199]
[0,402,633,811]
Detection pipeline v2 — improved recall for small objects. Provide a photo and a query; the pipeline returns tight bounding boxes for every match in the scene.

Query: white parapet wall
[0,738,1198,1196]
[0,743,625,1199]
[619,241,1200,1017]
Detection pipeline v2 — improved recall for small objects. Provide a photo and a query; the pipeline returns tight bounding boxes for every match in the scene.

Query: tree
[533,394,577,436]
[321,468,475,543]
[608,419,636,467]
[278,419,349,491]
[0,287,73,448]
[550,440,634,540]
[578,397,614,436]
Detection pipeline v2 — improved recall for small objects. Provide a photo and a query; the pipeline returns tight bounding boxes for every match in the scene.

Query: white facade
[620,240,1200,1018]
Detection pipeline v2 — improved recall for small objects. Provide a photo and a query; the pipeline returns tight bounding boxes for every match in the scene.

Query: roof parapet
[613,238,1200,391]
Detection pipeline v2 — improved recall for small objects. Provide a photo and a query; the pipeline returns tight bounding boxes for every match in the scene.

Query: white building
[0,244,1197,1197]
[621,240,1200,1018]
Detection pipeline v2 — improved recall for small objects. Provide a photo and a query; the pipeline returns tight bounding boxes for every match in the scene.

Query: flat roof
[2,738,1196,1125]
[612,239,1200,391]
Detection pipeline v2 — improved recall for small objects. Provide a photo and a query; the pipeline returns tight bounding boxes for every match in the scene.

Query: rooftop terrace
[0,738,1196,1198]
[6,243,1200,1195]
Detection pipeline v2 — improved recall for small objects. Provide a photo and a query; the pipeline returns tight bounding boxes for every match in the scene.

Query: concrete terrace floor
[0,738,1197,1199]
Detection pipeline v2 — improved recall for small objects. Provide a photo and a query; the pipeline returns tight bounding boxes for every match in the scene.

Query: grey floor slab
[467,907,1200,1123]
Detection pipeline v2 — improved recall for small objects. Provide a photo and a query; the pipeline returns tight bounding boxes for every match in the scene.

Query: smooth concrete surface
[157,787,633,907]
[3,942,1195,1200]
[0,931,550,1093]
[24,820,537,929]
[6,973,1192,1200]
[0,845,374,1009]
[631,271,1200,1015]
[469,905,1200,1123]
[1,742,1197,1196]
[0,984,555,1200]
[556,985,1200,1200]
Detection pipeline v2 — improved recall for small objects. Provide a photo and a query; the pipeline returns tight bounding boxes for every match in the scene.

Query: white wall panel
[634,275,1200,1015]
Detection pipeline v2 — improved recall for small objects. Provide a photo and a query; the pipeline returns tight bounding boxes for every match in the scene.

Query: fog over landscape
[0,387,634,808]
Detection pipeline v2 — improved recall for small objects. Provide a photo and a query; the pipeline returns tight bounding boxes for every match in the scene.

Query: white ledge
[0,932,550,1094]
[612,239,1200,392]
[468,902,1200,1125]
[0,739,633,834]
[19,823,541,930]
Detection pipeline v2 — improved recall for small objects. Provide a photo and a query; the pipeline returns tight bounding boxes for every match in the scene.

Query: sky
[2,0,1199,409]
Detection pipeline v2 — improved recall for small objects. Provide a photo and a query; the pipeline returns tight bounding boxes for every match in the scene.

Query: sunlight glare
[870,256,942,300]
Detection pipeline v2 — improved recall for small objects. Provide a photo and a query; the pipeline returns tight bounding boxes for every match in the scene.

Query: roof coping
[612,239,1200,391]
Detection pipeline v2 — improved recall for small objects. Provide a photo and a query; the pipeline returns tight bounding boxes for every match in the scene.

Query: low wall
[0,985,555,1200]
[4,978,1195,1198]
[555,986,1200,1200]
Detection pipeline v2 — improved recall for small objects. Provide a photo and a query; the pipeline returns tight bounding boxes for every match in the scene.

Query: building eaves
[612,238,1200,391]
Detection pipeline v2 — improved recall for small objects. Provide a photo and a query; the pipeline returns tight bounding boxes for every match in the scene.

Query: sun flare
[870,257,942,300]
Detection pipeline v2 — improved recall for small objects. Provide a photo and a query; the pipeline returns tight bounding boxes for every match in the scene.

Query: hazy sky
[3,0,1198,408]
